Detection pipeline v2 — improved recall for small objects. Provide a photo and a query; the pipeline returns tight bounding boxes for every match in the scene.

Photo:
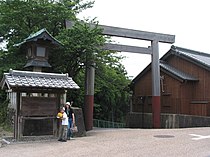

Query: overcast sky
[77,0,210,78]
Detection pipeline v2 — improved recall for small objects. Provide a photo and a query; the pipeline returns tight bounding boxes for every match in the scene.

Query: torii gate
[66,20,175,130]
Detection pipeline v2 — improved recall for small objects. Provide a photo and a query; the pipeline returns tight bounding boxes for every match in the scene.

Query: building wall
[133,71,152,96]
[168,56,210,101]
[132,71,152,113]
[132,55,210,116]
[160,72,182,114]
[168,56,210,116]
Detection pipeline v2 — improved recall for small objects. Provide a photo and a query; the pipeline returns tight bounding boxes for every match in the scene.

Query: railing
[93,119,126,128]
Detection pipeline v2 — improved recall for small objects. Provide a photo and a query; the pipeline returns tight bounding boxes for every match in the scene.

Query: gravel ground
[0,127,210,157]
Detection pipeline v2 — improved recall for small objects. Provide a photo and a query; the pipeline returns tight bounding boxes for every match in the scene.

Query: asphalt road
[0,127,210,157]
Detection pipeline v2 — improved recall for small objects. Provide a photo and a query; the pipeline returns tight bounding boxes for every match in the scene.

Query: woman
[65,101,75,140]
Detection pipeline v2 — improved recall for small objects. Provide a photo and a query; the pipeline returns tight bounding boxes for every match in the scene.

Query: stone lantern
[15,28,61,72]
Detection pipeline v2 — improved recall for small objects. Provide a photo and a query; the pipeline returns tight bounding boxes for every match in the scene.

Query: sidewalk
[0,127,210,157]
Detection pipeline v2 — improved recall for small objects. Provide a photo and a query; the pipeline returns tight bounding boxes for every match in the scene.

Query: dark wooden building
[128,45,210,128]
[0,29,80,139]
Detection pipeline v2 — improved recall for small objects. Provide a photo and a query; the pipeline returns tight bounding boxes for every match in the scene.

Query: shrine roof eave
[0,69,80,91]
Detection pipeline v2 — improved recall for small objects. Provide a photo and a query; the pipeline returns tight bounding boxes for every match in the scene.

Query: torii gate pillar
[151,40,161,128]
[84,62,95,131]
[65,20,175,129]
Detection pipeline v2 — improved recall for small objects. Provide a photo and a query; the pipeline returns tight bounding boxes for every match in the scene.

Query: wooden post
[15,92,20,140]
[84,62,95,131]
[151,40,161,128]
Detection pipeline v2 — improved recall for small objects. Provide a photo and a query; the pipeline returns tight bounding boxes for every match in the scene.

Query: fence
[93,119,126,128]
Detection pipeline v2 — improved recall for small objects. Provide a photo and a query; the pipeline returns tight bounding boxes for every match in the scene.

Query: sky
[77,0,210,79]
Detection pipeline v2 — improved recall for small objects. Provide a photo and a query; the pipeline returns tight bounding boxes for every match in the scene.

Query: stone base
[126,112,210,128]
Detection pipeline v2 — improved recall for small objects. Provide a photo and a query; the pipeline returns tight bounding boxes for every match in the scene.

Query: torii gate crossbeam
[66,20,175,129]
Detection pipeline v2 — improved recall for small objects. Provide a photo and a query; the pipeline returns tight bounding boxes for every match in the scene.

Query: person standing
[57,107,68,142]
[65,101,75,140]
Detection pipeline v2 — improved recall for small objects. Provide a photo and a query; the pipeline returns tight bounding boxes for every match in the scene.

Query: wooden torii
[66,20,175,130]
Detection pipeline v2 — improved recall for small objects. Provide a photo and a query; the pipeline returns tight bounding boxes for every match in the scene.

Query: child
[57,107,68,142]
[57,111,63,119]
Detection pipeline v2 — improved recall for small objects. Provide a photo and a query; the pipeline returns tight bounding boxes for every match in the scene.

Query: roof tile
[160,61,198,81]
[1,70,80,90]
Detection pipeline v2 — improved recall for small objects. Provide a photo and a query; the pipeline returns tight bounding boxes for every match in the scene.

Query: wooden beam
[65,20,175,43]
[100,25,175,43]
[104,43,152,54]
[11,88,66,94]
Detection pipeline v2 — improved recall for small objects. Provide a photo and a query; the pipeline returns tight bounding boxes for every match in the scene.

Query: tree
[0,0,94,47]
[94,57,130,122]
[50,20,106,77]
[0,0,131,124]
[0,0,94,74]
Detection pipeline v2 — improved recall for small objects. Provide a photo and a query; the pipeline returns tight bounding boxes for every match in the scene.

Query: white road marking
[189,134,210,140]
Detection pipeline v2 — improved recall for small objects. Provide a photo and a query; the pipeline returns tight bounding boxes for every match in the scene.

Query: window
[28,47,32,57]
[36,46,46,57]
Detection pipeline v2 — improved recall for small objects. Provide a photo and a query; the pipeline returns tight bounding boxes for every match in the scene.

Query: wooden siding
[169,56,210,116]
[161,73,181,113]
[134,72,152,96]
[132,95,152,113]
[132,55,210,116]
[190,103,207,116]
[132,70,152,113]
[168,56,210,101]
[21,97,57,116]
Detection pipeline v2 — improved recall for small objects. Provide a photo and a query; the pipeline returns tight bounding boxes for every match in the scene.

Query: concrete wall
[126,112,210,128]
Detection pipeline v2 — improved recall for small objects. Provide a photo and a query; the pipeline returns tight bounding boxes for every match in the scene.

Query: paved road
[0,127,210,157]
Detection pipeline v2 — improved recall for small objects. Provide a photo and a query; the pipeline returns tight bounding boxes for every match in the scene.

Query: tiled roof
[14,28,62,47]
[0,69,80,90]
[132,45,203,84]
[163,45,210,70]
[160,61,198,81]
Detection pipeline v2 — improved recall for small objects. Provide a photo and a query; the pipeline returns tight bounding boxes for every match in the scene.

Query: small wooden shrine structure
[0,29,80,140]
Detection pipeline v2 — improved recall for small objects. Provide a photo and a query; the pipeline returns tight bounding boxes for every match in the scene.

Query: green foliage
[50,20,105,77]
[94,61,130,122]
[0,0,131,124]
[65,68,86,108]
[0,0,94,48]
[0,98,9,124]
[0,92,14,131]
[0,0,94,73]
[0,47,26,76]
